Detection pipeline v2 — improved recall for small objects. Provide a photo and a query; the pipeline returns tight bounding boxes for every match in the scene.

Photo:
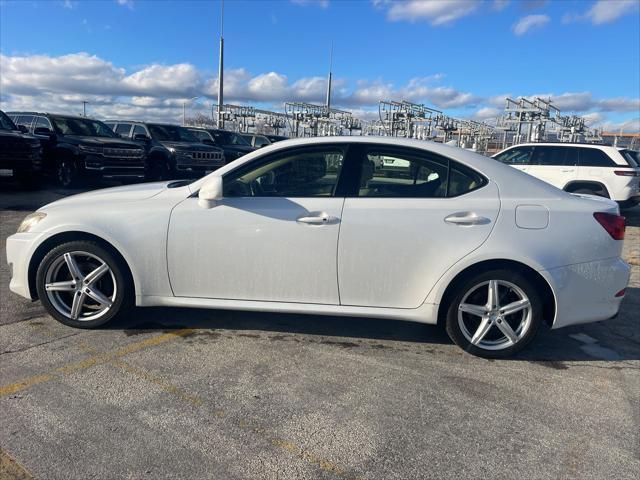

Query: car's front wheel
[445,269,543,358]
[36,241,131,328]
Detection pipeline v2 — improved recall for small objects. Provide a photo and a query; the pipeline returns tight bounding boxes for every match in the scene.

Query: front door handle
[444,212,490,226]
[297,213,338,225]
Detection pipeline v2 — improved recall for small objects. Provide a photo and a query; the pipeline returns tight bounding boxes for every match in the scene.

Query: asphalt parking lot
[1,180,639,480]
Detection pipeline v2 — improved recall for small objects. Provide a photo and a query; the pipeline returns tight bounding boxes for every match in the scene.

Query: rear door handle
[297,213,338,225]
[444,212,490,226]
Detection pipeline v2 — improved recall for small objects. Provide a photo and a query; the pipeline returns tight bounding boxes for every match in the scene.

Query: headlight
[17,212,47,233]
[79,145,103,155]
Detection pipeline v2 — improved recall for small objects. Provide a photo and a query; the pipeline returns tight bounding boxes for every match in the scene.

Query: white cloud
[586,0,638,25]
[1,52,637,129]
[116,0,135,8]
[385,0,481,26]
[512,14,549,35]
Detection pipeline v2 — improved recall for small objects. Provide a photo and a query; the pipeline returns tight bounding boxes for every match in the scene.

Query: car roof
[6,111,90,120]
[503,142,616,150]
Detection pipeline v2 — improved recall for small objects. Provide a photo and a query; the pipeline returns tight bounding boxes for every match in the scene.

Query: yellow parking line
[0,447,35,480]
[0,329,194,397]
[1,328,361,479]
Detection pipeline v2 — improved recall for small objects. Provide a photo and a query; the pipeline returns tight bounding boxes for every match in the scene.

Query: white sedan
[6,137,630,358]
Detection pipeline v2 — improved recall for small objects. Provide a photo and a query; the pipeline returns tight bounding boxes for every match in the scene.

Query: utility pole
[217,0,225,129]
[325,42,333,112]
[82,100,88,117]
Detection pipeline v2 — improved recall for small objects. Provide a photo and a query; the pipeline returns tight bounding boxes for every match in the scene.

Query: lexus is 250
[6,137,630,358]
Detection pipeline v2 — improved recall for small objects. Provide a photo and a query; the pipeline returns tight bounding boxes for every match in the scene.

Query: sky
[1,0,639,131]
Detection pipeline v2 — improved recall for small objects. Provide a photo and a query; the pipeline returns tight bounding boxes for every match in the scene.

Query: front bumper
[6,231,44,300]
[83,154,146,178]
[542,257,631,329]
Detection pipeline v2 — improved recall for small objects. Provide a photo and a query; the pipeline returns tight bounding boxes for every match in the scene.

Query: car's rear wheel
[571,187,609,198]
[445,269,543,358]
[36,241,131,328]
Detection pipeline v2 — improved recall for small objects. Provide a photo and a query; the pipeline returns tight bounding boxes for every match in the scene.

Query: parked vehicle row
[103,121,225,180]
[1,110,275,188]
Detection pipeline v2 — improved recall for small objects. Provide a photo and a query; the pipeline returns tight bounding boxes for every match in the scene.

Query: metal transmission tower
[284,102,362,137]
[378,100,441,139]
[214,104,288,134]
[495,97,602,148]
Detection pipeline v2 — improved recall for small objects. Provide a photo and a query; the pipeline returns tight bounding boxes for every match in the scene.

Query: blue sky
[1,0,639,130]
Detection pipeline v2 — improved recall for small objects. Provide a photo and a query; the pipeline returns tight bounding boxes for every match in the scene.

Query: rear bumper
[541,257,631,329]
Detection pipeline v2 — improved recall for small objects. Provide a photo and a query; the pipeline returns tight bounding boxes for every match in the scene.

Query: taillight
[614,170,640,176]
[615,289,626,298]
[593,212,625,240]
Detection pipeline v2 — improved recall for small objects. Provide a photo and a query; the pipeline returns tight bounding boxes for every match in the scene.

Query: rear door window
[494,147,534,165]
[16,115,35,130]
[531,146,569,166]
[578,148,615,167]
[115,123,133,137]
[33,116,53,131]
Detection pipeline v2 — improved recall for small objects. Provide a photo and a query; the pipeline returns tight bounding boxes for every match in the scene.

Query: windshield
[51,116,117,138]
[0,111,17,131]
[212,130,250,146]
[148,124,199,142]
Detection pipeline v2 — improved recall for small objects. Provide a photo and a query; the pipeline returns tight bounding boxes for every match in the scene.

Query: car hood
[41,181,170,211]
[224,144,255,153]
[65,136,142,148]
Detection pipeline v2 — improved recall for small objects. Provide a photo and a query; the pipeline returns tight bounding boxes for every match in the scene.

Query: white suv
[493,143,640,209]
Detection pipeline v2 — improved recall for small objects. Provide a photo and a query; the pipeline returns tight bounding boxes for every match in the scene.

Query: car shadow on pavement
[106,290,639,363]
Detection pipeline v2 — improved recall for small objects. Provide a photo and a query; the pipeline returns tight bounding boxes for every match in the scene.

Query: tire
[444,269,543,358]
[56,159,80,188]
[36,240,132,328]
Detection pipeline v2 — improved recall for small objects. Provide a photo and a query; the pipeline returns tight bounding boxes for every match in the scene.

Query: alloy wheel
[44,251,117,321]
[457,279,532,351]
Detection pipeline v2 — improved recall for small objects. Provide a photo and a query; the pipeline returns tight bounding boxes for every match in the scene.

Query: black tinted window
[51,116,116,137]
[224,147,344,197]
[189,129,213,142]
[0,111,16,130]
[16,115,34,129]
[34,116,52,130]
[579,148,615,167]
[115,124,132,136]
[494,147,533,165]
[532,146,571,166]
[448,162,486,197]
[133,125,148,136]
[619,150,639,168]
[148,124,198,142]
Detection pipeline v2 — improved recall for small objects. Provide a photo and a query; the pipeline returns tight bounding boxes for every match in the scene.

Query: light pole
[182,96,199,126]
[82,100,89,117]
[217,0,224,129]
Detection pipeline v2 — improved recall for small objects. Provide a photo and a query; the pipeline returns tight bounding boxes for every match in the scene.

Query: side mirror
[198,176,223,209]
[34,127,54,137]
[18,125,28,133]
[133,133,151,142]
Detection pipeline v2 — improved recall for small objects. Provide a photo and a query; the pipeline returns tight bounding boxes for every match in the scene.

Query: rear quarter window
[578,148,616,167]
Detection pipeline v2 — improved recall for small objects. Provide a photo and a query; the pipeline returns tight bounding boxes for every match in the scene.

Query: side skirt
[136,295,439,324]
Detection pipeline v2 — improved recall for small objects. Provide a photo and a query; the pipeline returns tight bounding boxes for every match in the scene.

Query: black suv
[0,110,43,186]
[186,128,255,163]
[105,121,225,179]
[8,112,147,187]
